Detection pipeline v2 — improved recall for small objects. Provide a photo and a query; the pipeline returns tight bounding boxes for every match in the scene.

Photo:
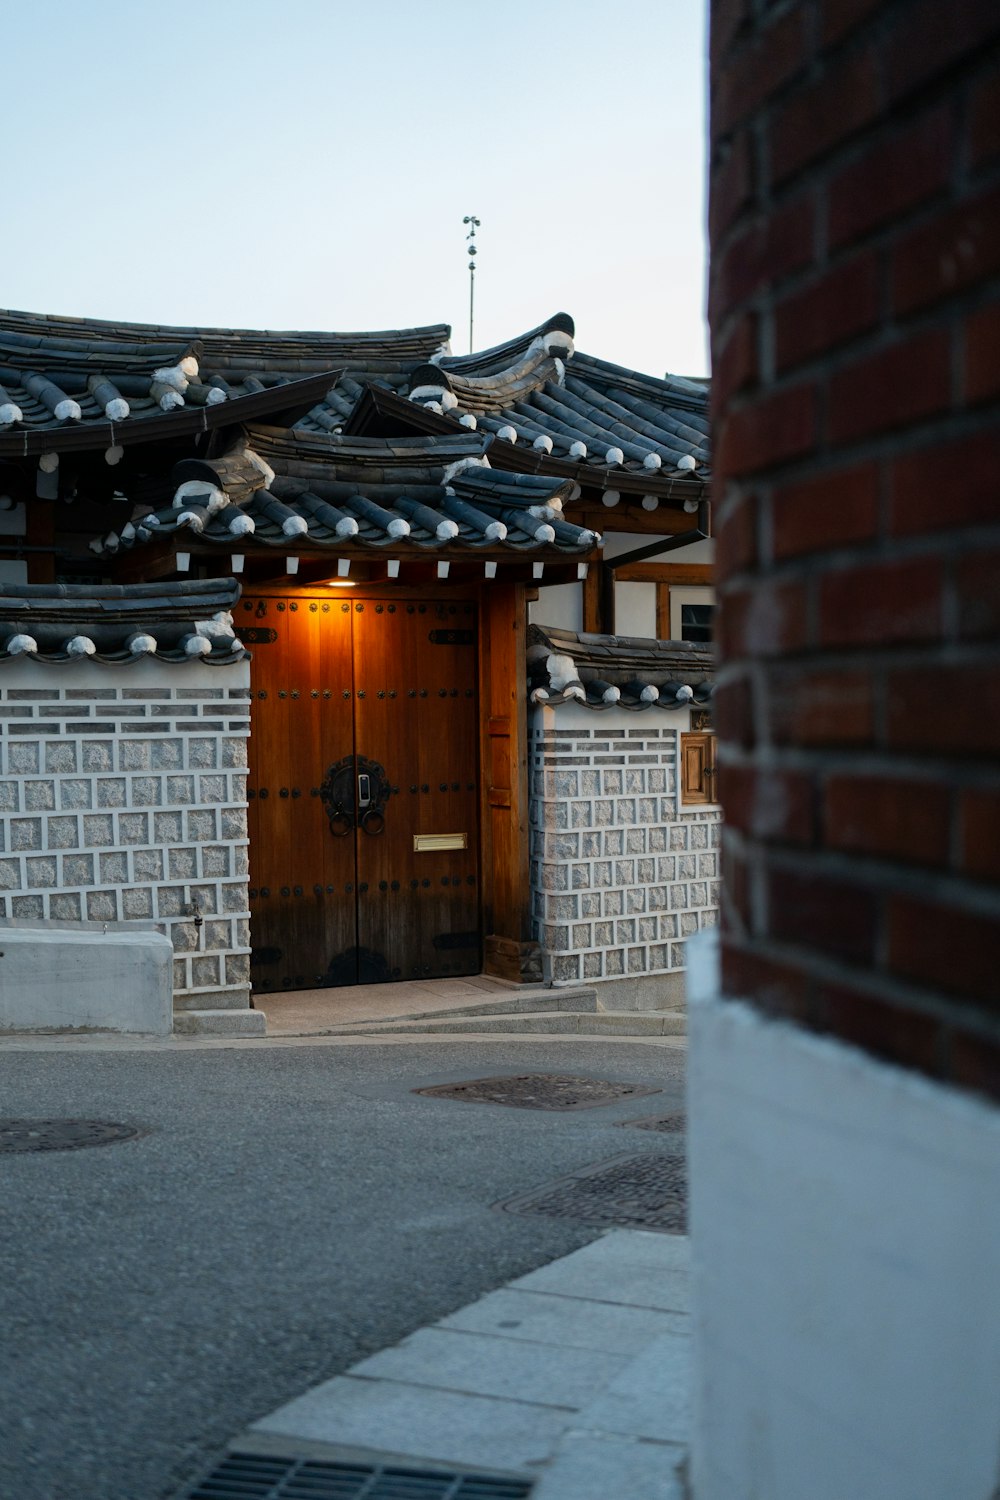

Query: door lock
[319,756,392,838]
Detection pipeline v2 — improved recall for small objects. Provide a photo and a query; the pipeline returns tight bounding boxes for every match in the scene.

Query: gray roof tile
[0,579,245,664]
[527,624,713,711]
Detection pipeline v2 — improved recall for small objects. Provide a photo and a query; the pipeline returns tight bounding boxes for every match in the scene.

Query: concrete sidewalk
[256,975,686,1041]
[219,1230,688,1498]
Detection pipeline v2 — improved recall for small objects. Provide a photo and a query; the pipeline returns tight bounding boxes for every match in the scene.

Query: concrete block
[172,987,255,1012]
[509,1230,689,1312]
[578,1332,691,1441]
[253,1375,569,1473]
[531,1430,685,1500]
[0,919,173,1034]
[173,1008,265,1035]
[349,1327,631,1409]
[438,1288,687,1354]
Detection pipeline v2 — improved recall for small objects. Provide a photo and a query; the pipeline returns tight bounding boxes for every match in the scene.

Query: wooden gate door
[352,599,481,982]
[244,593,356,993]
[244,592,481,992]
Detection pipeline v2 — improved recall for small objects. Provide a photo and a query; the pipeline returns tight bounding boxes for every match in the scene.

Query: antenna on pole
[462,215,480,353]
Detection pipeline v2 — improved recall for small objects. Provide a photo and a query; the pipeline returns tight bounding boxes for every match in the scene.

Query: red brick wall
[709,0,1000,1100]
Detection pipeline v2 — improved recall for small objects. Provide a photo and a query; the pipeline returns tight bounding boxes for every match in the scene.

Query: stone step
[173,1009,267,1037]
[173,988,257,1012]
[323,1010,687,1039]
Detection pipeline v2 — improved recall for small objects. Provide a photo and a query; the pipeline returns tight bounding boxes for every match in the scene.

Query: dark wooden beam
[24,503,55,583]
[613,561,714,584]
[479,580,540,983]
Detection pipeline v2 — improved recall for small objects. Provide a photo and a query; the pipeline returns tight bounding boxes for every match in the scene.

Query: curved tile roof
[0,307,449,377]
[0,305,446,453]
[0,579,246,664]
[1,308,709,509]
[436,312,576,378]
[528,624,713,710]
[401,314,710,493]
[96,427,600,559]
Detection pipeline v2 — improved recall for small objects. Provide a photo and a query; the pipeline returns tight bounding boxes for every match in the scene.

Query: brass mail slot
[413,833,468,853]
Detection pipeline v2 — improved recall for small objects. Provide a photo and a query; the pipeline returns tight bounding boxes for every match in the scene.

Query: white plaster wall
[601,532,670,559]
[613,581,657,638]
[686,931,1000,1500]
[528,581,584,634]
[661,538,715,565]
[597,533,715,566]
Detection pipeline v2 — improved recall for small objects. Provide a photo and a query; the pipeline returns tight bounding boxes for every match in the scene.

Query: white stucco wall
[614,581,657,637]
[527,581,584,634]
[687,931,1000,1500]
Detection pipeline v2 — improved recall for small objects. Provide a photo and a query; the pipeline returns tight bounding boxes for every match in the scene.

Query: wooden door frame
[478,581,538,983]
[238,578,538,984]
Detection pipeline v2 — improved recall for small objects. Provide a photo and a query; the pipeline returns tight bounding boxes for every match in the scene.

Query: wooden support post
[25,502,55,583]
[583,561,602,634]
[479,580,541,983]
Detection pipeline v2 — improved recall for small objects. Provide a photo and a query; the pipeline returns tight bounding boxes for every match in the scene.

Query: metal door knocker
[319,756,392,837]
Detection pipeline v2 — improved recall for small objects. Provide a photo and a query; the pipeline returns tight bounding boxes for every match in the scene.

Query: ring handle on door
[327,807,353,837]
[320,756,391,838]
[357,772,385,834]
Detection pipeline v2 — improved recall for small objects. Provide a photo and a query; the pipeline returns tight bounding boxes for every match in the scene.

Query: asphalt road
[0,1036,684,1500]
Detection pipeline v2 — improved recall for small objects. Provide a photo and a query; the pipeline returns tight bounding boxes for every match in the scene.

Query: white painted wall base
[592,971,685,1011]
[686,932,1000,1500]
[0,920,174,1034]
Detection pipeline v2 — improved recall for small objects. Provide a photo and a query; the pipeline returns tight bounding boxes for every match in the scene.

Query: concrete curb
[228,1230,690,1499]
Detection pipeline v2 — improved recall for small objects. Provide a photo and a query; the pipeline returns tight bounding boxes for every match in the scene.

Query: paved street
[0,1036,683,1500]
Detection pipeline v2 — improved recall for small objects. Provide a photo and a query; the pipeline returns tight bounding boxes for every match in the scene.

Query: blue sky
[3,0,708,376]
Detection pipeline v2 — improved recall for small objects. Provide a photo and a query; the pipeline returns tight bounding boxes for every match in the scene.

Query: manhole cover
[0,1119,143,1155]
[414,1073,660,1111]
[619,1111,686,1133]
[187,1451,532,1498]
[496,1151,686,1233]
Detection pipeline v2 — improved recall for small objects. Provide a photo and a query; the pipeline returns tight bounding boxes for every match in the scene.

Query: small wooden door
[242,591,481,992]
[680,730,718,805]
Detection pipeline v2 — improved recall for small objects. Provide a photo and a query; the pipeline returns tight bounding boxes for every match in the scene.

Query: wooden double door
[243,590,481,992]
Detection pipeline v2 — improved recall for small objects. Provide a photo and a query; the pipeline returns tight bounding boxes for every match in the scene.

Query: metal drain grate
[0,1119,143,1155]
[186,1451,533,1498]
[414,1073,659,1111]
[496,1151,687,1233]
[618,1111,686,1133]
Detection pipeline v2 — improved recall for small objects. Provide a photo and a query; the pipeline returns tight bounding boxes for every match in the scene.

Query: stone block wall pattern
[529,703,720,988]
[0,658,251,1013]
[709,0,1000,1102]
